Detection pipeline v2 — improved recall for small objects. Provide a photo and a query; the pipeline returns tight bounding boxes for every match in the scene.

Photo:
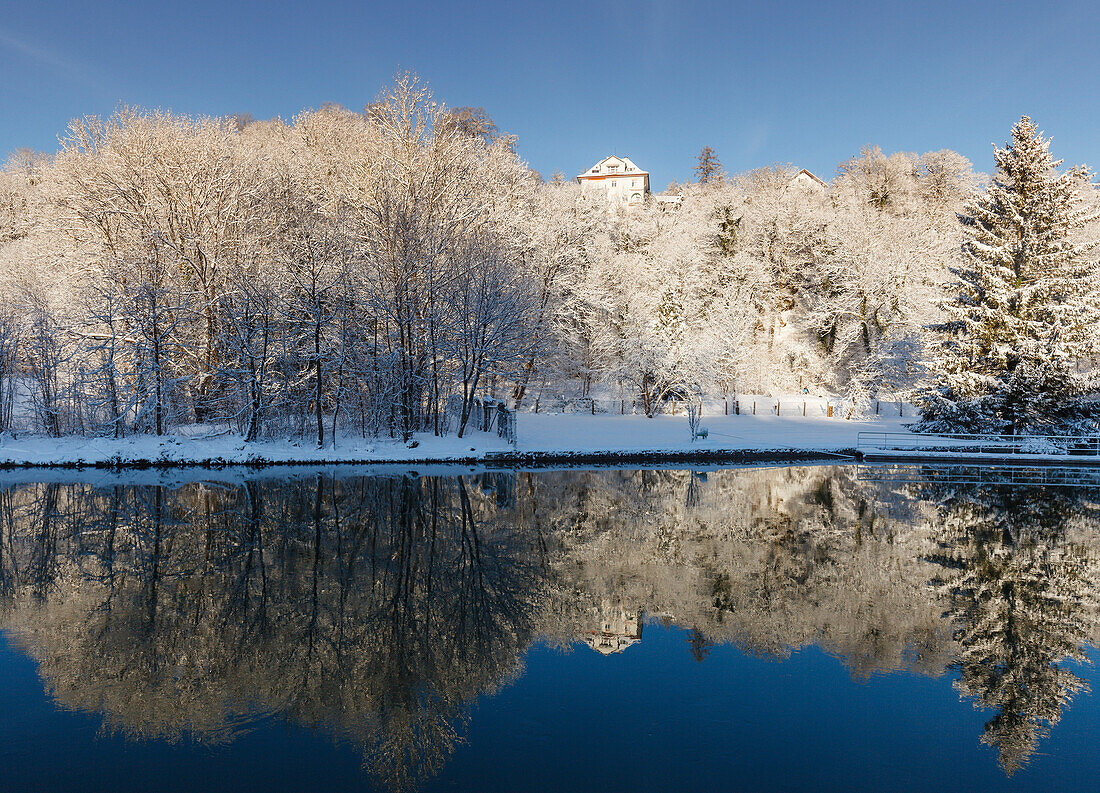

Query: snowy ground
[0,412,913,468]
[517,412,909,455]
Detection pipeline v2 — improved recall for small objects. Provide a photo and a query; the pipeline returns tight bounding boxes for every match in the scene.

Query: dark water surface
[2,464,1100,792]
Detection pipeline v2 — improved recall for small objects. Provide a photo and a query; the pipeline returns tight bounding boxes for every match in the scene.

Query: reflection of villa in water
[580,601,643,655]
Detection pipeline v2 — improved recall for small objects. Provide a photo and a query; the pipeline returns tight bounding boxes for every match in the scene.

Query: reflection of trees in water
[533,467,952,677]
[923,483,1100,775]
[526,467,1100,775]
[0,474,546,792]
[0,467,1099,786]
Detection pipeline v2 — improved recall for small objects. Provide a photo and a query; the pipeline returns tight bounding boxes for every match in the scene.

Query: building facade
[576,155,650,207]
[788,168,827,191]
[578,600,643,655]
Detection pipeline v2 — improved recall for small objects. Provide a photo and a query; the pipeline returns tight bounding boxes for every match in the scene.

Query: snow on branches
[1,91,1096,439]
[918,116,1100,435]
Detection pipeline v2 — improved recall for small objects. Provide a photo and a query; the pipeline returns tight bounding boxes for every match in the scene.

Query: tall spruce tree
[918,117,1100,434]
[694,146,723,185]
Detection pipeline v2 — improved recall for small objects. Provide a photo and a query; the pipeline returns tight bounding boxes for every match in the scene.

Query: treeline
[548,147,975,412]
[0,77,539,443]
[2,77,1098,441]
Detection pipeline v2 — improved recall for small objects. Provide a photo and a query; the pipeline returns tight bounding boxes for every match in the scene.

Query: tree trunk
[457,369,482,439]
[314,316,324,448]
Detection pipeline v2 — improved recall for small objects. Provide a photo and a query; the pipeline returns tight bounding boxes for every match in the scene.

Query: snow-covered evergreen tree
[918,117,1100,434]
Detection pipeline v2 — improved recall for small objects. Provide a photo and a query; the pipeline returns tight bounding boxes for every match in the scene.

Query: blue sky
[1,0,1097,187]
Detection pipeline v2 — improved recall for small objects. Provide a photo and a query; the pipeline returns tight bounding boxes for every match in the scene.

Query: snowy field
[516,412,909,455]
[0,412,913,467]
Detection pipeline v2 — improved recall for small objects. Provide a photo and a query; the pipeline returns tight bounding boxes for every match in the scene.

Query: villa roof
[792,168,827,187]
[576,155,649,180]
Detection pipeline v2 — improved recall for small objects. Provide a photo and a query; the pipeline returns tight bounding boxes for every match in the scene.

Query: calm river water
[2,464,1100,792]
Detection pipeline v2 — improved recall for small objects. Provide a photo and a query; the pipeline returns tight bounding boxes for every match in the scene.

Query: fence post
[753,401,756,415]
[724,399,728,415]
[803,401,806,416]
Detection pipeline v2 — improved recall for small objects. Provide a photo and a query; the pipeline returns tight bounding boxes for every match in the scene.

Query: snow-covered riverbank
[0,413,912,468]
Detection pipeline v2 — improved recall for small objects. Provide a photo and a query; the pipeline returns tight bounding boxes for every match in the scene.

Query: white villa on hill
[576,157,824,209]
[577,155,650,207]
[789,168,827,191]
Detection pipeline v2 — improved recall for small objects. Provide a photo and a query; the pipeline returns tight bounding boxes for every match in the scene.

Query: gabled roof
[577,155,649,180]
[791,168,827,187]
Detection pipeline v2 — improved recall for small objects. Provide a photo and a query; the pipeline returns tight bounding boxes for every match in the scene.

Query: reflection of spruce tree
[686,626,714,662]
[926,484,1100,775]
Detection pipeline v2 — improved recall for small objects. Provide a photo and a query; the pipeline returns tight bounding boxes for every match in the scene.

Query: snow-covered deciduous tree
[510,181,602,408]
[814,201,949,400]
[918,149,978,217]
[0,311,17,432]
[438,106,500,145]
[836,145,921,214]
[918,117,1100,435]
[446,232,538,437]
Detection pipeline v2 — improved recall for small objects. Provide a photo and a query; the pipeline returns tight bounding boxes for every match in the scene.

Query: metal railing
[857,463,1100,488]
[857,431,1100,458]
